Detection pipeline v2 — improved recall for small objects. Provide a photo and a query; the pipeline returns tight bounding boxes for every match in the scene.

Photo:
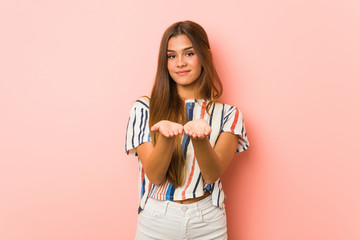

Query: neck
[177,86,197,100]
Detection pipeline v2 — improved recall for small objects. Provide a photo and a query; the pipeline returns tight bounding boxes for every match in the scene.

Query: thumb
[151,123,160,132]
[203,125,211,136]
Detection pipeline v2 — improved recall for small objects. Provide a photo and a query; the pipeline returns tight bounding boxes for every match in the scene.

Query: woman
[125,20,249,239]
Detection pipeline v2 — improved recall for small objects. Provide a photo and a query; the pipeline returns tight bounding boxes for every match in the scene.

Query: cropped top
[125,97,249,212]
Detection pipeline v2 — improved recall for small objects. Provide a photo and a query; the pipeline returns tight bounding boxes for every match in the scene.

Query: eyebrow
[167,46,194,52]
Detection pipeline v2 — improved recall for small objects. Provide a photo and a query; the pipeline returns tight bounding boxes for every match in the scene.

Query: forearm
[191,138,223,184]
[139,135,175,185]
[191,132,239,184]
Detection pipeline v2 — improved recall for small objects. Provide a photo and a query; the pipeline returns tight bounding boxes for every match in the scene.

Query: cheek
[189,56,200,68]
[167,62,176,79]
[191,58,202,73]
[167,61,175,73]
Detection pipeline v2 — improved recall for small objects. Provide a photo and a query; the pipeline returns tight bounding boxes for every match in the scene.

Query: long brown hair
[149,20,223,187]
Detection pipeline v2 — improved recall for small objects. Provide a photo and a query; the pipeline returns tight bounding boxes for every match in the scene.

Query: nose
[177,56,186,68]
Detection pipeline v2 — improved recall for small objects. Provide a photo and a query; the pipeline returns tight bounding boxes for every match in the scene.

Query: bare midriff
[173,191,211,204]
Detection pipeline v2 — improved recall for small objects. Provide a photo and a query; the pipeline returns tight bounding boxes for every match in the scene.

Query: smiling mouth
[176,70,190,76]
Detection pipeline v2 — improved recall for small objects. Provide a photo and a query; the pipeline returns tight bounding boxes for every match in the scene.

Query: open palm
[151,120,184,138]
[184,119,212,139]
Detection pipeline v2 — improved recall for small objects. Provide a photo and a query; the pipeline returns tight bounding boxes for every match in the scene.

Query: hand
[184,119,212,139]
[151,120,184,138]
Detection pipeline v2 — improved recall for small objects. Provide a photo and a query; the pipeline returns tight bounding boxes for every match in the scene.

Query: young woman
[125,20,249,240]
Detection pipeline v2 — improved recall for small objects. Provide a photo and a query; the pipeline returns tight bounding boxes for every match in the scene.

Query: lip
[176,70,190,76]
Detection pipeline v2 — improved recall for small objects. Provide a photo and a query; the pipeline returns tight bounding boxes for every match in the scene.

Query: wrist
[158,133,176,143]
[190,136,209,142]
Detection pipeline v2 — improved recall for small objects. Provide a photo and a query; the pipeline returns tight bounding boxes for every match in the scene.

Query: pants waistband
[145,195,213,217]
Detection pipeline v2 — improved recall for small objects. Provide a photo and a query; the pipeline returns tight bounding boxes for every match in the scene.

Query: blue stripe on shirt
[141,178,146,198]
[224,106,235,123]
[136,99,149,109]
[193,173,202,198]
[141,110,148,143]
[217,179,222,207]
[219,105,224,133]
[166,184,175,201]
[131,108,137,149]
[209,102,215,127]
[138,108,144,145]
[182,102,195,156]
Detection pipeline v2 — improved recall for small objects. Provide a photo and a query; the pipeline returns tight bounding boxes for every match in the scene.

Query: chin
[177,81,196,86]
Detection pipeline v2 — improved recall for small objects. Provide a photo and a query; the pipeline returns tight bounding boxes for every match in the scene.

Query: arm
[184,119,239,184]
[136,120,183,185]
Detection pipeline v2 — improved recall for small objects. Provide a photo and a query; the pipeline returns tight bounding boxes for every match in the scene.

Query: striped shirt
[125,97,249,212]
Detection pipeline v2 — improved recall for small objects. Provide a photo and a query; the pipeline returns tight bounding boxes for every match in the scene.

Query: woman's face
[167,34,202,99]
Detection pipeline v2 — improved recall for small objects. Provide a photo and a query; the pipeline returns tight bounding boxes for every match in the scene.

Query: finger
[175,128,182,136]
[183,126,190,135]
[160,129,168,137]
[204,126,211,136]
[151,124,159,132]
[175,128,182,135]
[194,127,204,137]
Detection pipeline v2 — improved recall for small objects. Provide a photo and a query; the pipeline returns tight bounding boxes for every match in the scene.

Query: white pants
[135,195,228,240]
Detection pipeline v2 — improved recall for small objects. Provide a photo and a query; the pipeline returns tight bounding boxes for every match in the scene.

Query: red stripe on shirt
[182,155,196,199]
[230,108,239,133]
[154,184,161,199]
[200,101,207,119]
[147,182,152,194]
[159,182,168,200]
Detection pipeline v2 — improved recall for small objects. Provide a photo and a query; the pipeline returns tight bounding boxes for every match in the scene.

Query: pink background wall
[1,0,359,239]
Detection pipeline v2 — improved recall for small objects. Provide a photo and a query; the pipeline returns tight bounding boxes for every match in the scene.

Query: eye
[167,55,175,59]
[185,52,195,57]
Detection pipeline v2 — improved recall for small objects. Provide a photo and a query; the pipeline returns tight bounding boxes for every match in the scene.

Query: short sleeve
[125,97,151,156]
[221,106,249,153]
